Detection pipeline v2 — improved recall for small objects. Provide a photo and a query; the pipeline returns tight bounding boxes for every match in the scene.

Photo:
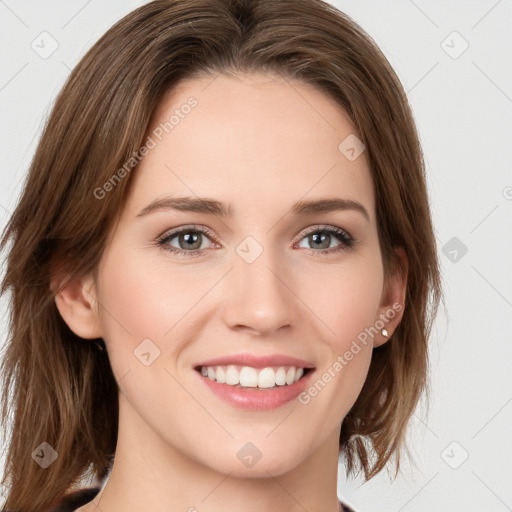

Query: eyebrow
[136,195,370,221]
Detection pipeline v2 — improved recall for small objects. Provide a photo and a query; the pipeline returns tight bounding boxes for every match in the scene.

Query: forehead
[123,71,375,221]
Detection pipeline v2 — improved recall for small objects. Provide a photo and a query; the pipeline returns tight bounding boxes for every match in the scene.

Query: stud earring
[381,328,389,338]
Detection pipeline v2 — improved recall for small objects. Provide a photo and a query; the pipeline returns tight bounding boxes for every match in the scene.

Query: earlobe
[51,270,103,340]
[374,247,408,347]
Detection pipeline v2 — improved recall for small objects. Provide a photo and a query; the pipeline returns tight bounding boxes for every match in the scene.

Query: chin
[199,443,306,478]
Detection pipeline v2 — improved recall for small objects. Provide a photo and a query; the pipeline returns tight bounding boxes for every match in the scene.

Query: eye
[156,225,216,258]
[295,225,355,256]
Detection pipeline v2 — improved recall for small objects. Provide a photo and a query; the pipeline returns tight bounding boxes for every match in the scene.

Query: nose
[221,244,296,336]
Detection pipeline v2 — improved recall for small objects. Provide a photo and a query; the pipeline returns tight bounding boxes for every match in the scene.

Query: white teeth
[216,365,226,384]
[239,366,258,387]
[199,364,307,389]
[275,367,287,385]
[258,367,275,388]
[225,365,239,385]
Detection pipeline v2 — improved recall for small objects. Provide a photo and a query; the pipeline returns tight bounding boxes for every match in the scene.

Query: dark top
[50,487,356,511]
[48,487,102,512]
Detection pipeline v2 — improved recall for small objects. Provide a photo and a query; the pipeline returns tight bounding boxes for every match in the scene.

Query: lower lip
[195,369,315,411]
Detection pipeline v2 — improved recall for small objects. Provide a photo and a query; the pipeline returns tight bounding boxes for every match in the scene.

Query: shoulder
[48,486,101,512]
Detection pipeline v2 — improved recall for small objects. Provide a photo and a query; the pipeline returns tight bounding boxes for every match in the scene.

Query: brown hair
[0,0,441,510]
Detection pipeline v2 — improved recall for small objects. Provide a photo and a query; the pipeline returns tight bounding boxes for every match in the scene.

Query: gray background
[1,1,511,511]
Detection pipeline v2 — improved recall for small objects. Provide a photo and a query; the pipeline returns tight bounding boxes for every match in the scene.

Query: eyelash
[156,224,356,258]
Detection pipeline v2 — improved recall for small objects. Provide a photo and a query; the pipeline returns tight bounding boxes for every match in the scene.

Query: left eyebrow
[136,195,370,222]
[292,197,370,222]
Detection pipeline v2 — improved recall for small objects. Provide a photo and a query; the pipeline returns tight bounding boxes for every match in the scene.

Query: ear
[373,247,408,348]
[51,268,103,339]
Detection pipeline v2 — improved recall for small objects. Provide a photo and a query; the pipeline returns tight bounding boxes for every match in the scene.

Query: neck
[87,393,343,512]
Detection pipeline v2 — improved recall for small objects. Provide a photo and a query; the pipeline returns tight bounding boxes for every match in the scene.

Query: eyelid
[157,224,218,243]
[297,224,353,240]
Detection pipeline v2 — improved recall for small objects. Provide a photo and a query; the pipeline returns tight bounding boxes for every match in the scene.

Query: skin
[54,72,406,512]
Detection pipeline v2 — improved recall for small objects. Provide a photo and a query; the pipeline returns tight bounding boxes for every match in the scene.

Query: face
[76,72,404,477]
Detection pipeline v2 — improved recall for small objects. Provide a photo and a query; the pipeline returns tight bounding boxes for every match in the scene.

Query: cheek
[96,243,199,340]
[335,272,383,342]
[301,252,384,346]
[94,244,205,407]
[297,250,383,418]
[93,243,184,380]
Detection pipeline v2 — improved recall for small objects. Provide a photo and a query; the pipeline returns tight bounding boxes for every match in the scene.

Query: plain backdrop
[0,1,511,511]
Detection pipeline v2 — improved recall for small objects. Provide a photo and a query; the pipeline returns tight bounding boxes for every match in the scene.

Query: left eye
[296,228,353,251]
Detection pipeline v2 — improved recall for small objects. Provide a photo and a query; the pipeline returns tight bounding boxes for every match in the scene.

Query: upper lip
[194,353,315,370]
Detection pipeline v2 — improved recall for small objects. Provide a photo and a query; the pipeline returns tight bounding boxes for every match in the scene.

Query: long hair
[0,1,441,510]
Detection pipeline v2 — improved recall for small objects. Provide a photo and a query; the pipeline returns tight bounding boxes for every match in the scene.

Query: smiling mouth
[194,365,313,390]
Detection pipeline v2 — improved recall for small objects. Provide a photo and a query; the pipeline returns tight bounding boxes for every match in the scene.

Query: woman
[0,1,441,511]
